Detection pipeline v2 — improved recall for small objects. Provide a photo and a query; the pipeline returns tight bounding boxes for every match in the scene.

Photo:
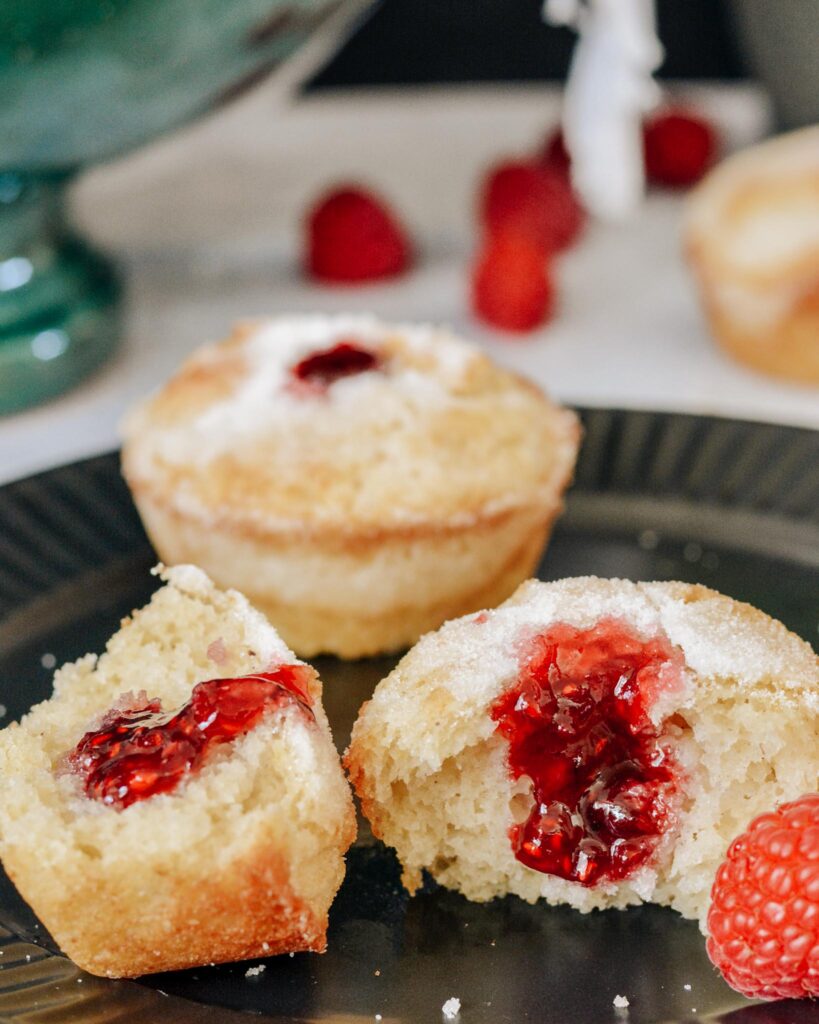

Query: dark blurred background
[310,0,747,89]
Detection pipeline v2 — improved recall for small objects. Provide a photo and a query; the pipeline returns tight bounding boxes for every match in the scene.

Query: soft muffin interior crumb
[0,565,353,922]
[347,577,819,926]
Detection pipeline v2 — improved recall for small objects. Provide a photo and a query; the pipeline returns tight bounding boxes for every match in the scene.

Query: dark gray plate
[0,408,817,1024]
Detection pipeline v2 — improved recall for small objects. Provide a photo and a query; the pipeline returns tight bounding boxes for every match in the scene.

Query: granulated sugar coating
[442,996,461,1019]
[121,315,580,659]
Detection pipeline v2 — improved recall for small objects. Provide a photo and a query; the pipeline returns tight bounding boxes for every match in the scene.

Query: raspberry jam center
[291,341,381,390]
[67,667,314,809]
[491,619,684,886]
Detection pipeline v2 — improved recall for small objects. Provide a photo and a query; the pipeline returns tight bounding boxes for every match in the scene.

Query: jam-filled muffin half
[121,315,580,659]
[0,566,355,978]
[346,577,818,926]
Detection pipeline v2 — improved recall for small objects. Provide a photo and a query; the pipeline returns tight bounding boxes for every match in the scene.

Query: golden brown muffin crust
[122,316,580,535]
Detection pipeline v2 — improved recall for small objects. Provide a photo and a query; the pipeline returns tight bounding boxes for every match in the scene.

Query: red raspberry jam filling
[67,667,314,810]
[291,340,381,390]
[491,619,685,886]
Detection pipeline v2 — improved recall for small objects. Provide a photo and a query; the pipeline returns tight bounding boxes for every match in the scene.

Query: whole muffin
[346,576,818,927]
[122,315,580,659]
[686,126,819,386]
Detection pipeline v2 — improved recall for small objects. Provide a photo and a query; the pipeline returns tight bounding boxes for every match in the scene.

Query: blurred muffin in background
[685,126,819,386]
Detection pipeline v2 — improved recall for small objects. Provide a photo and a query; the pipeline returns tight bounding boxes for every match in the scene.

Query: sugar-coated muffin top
[356,576,819,775]
[122,315,579,535]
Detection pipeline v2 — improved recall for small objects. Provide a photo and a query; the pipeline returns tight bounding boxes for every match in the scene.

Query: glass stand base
[0,174,120,415]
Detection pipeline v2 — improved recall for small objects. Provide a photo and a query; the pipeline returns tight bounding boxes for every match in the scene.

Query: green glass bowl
[0,0,358,414]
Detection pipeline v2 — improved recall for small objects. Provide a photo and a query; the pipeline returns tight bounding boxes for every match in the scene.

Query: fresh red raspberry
[706,793,819,1001]
[306,186,411,283]
[539,127,572,179]
[471,232,554,333]
[643,108,717,188]
[480,159,583,253]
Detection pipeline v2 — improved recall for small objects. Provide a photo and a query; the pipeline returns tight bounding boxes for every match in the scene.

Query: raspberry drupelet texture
[706,793,819,1001]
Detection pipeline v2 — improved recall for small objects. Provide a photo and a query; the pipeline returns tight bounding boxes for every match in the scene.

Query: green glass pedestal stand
[0,174,119,414]
[0,0,365,413]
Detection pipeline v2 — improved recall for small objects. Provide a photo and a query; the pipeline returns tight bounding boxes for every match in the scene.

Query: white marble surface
[2,80,817,486]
